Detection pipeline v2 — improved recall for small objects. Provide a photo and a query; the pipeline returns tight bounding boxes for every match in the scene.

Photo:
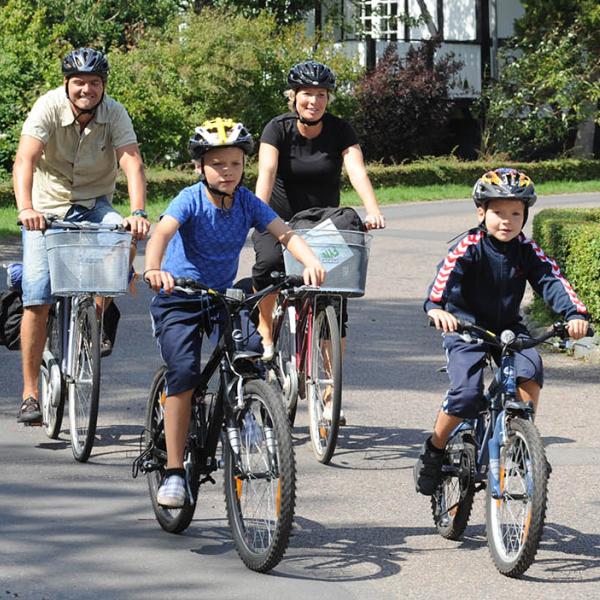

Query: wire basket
[45,229,132,296]
[283,228,372,298]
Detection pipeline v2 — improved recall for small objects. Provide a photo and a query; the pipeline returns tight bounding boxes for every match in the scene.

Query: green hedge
[532,208,600,322]
[2,157,600,208]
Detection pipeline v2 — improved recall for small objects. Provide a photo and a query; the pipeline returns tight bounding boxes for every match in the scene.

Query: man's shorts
[441,331,544,419]
[21,198,123,307]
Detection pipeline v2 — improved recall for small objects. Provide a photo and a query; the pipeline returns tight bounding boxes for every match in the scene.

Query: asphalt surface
[1,193,600,599]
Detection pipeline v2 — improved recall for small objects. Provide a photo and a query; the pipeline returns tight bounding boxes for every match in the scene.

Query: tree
[482,0,600,159]
[352,42,462,163]
[194,0,313,25]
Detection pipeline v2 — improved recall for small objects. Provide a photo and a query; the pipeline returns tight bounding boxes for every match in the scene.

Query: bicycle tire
[40,307,65,439]
[307,304,342,464]
[431,432,476,540]
[485,417,548,577]
[68,301,100,462]
[273,303,299,426]
[224,379,296,572]
[145,367,200,534]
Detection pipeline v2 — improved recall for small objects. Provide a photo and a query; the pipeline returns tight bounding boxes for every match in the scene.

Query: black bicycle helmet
[188,118,254,160]
[472,168,537,208]
[287,60,336,90]
[62,48,109,80]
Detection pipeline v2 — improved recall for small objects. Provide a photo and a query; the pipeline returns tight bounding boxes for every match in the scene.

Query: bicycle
[132,275,299,573]
[430,319,592,577]
[37,218,132,462]
[270,226,372,465]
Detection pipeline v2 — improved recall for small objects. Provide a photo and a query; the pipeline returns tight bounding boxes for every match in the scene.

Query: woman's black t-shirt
[259,112,359,221]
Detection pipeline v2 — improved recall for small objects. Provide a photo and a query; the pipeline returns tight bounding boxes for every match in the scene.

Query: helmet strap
[65,78,105,121]
[294,99,323,126]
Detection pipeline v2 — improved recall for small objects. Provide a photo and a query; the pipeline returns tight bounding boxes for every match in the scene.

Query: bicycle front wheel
[486,417,548,577]
[40,307,65,439]
[307,304,342,464]
[68,301,100,462]
[431,432,476,540]
[145,367,200,534]
[224,379,296,572]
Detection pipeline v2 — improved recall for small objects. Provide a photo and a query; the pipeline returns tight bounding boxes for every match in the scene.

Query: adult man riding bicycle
[13,47,150,424]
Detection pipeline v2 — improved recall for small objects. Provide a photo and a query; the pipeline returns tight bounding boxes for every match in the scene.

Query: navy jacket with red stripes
[424,227,588,332]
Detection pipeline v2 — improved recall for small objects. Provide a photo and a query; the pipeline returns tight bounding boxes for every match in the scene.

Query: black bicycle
[133,275,301,573]
[431,319,592,577]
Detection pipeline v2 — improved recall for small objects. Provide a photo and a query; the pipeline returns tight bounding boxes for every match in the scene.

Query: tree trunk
[573,112,596,159]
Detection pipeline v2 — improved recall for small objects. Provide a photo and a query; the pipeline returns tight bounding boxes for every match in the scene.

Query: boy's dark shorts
[441,331,544,419]
[150,292,263,396]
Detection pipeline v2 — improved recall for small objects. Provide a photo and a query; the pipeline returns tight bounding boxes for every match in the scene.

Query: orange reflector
[276,481,281,518]
[160,390,167,406]
[235,477,243,500]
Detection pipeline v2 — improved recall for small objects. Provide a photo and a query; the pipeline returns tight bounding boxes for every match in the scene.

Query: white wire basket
[283,227,372,298]
[45,229,132,296]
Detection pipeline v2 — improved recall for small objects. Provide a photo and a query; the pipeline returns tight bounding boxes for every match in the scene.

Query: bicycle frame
[447,346,529,499]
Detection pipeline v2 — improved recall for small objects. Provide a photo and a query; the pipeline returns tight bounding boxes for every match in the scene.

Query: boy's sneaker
[156,470,187,508]
[261,344,274,361]
[413,437,445,496]
[17,396,42,424]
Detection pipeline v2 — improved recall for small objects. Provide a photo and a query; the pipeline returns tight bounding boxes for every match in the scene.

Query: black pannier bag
[0,289,23,350]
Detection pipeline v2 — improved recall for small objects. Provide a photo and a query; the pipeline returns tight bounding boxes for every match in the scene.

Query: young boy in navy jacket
[414,168,589,495]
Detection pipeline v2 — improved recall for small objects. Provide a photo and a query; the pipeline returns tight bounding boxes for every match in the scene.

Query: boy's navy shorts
[150,292,263,396]
[441,331,544,419]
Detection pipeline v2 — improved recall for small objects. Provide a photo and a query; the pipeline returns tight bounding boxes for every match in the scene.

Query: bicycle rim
[41,309,64,439]
[146,367,199,534]
[307,304,342,464]
[68,302,100,462]
[432,433,475,540]
[224,379,296,572]
[486,418,548,577]
[274,304,298,424]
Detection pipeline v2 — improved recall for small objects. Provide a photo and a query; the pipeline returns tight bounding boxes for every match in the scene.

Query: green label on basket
[301,219,353,272]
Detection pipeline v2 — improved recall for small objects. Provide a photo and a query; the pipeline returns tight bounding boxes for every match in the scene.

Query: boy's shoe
[17,396,42,424]
[413,437,445,496]
[262,344,274,361]
[156,470,187,508]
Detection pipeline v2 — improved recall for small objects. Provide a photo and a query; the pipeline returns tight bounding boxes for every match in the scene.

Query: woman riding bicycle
[143,118,324,508]
[252,60,385,420]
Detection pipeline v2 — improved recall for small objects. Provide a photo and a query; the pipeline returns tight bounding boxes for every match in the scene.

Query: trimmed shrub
[532,208,600,322]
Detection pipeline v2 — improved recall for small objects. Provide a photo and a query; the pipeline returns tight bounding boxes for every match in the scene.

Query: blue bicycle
[430,319,589,577]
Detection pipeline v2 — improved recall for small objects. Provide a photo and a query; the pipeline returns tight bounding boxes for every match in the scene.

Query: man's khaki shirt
[21,86,138,218]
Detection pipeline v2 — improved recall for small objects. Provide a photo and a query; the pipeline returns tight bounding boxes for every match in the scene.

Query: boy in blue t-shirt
[144,118,324,508]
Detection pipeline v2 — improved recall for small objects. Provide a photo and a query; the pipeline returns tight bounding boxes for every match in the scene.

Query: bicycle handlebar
[17,214,129,232]
[450,318,594,351]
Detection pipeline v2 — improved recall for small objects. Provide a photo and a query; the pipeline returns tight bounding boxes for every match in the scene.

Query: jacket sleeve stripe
[522,235,588,314]
[429,231,484,302]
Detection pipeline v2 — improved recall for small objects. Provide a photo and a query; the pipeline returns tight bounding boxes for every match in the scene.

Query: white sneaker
[262,344,274,361]
[322,404,346,425]
[157,473,186,508]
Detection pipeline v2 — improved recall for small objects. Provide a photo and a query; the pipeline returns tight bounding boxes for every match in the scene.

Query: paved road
[1,193,600,600]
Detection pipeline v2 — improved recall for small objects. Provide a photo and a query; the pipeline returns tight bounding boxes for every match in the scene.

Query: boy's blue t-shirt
[161,182,277,291]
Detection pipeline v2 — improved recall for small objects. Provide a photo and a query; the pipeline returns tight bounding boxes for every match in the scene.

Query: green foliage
[108,8,361,166]
[352,42,463,163]
[482,0,600,160]
[532,208,600,321]
[210,0,313,25]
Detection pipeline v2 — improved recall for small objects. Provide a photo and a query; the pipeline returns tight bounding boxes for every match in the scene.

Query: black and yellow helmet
[473,168,537,208]
[188,118,254,160]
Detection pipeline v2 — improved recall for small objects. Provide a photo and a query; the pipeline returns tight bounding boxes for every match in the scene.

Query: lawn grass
[1,179,599,240]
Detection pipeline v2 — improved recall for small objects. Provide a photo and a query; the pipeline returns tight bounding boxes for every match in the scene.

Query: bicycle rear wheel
[307,304,342,464]
[224,379,296,572]
[486,417,548,577]
[431,432,476,540]
[40,306,65,439]
[145,367,200,534]
[68,301,100,462]
[273,303,298,425]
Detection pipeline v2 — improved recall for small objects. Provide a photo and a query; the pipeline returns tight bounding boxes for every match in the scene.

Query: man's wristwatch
[130,209,148,218]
